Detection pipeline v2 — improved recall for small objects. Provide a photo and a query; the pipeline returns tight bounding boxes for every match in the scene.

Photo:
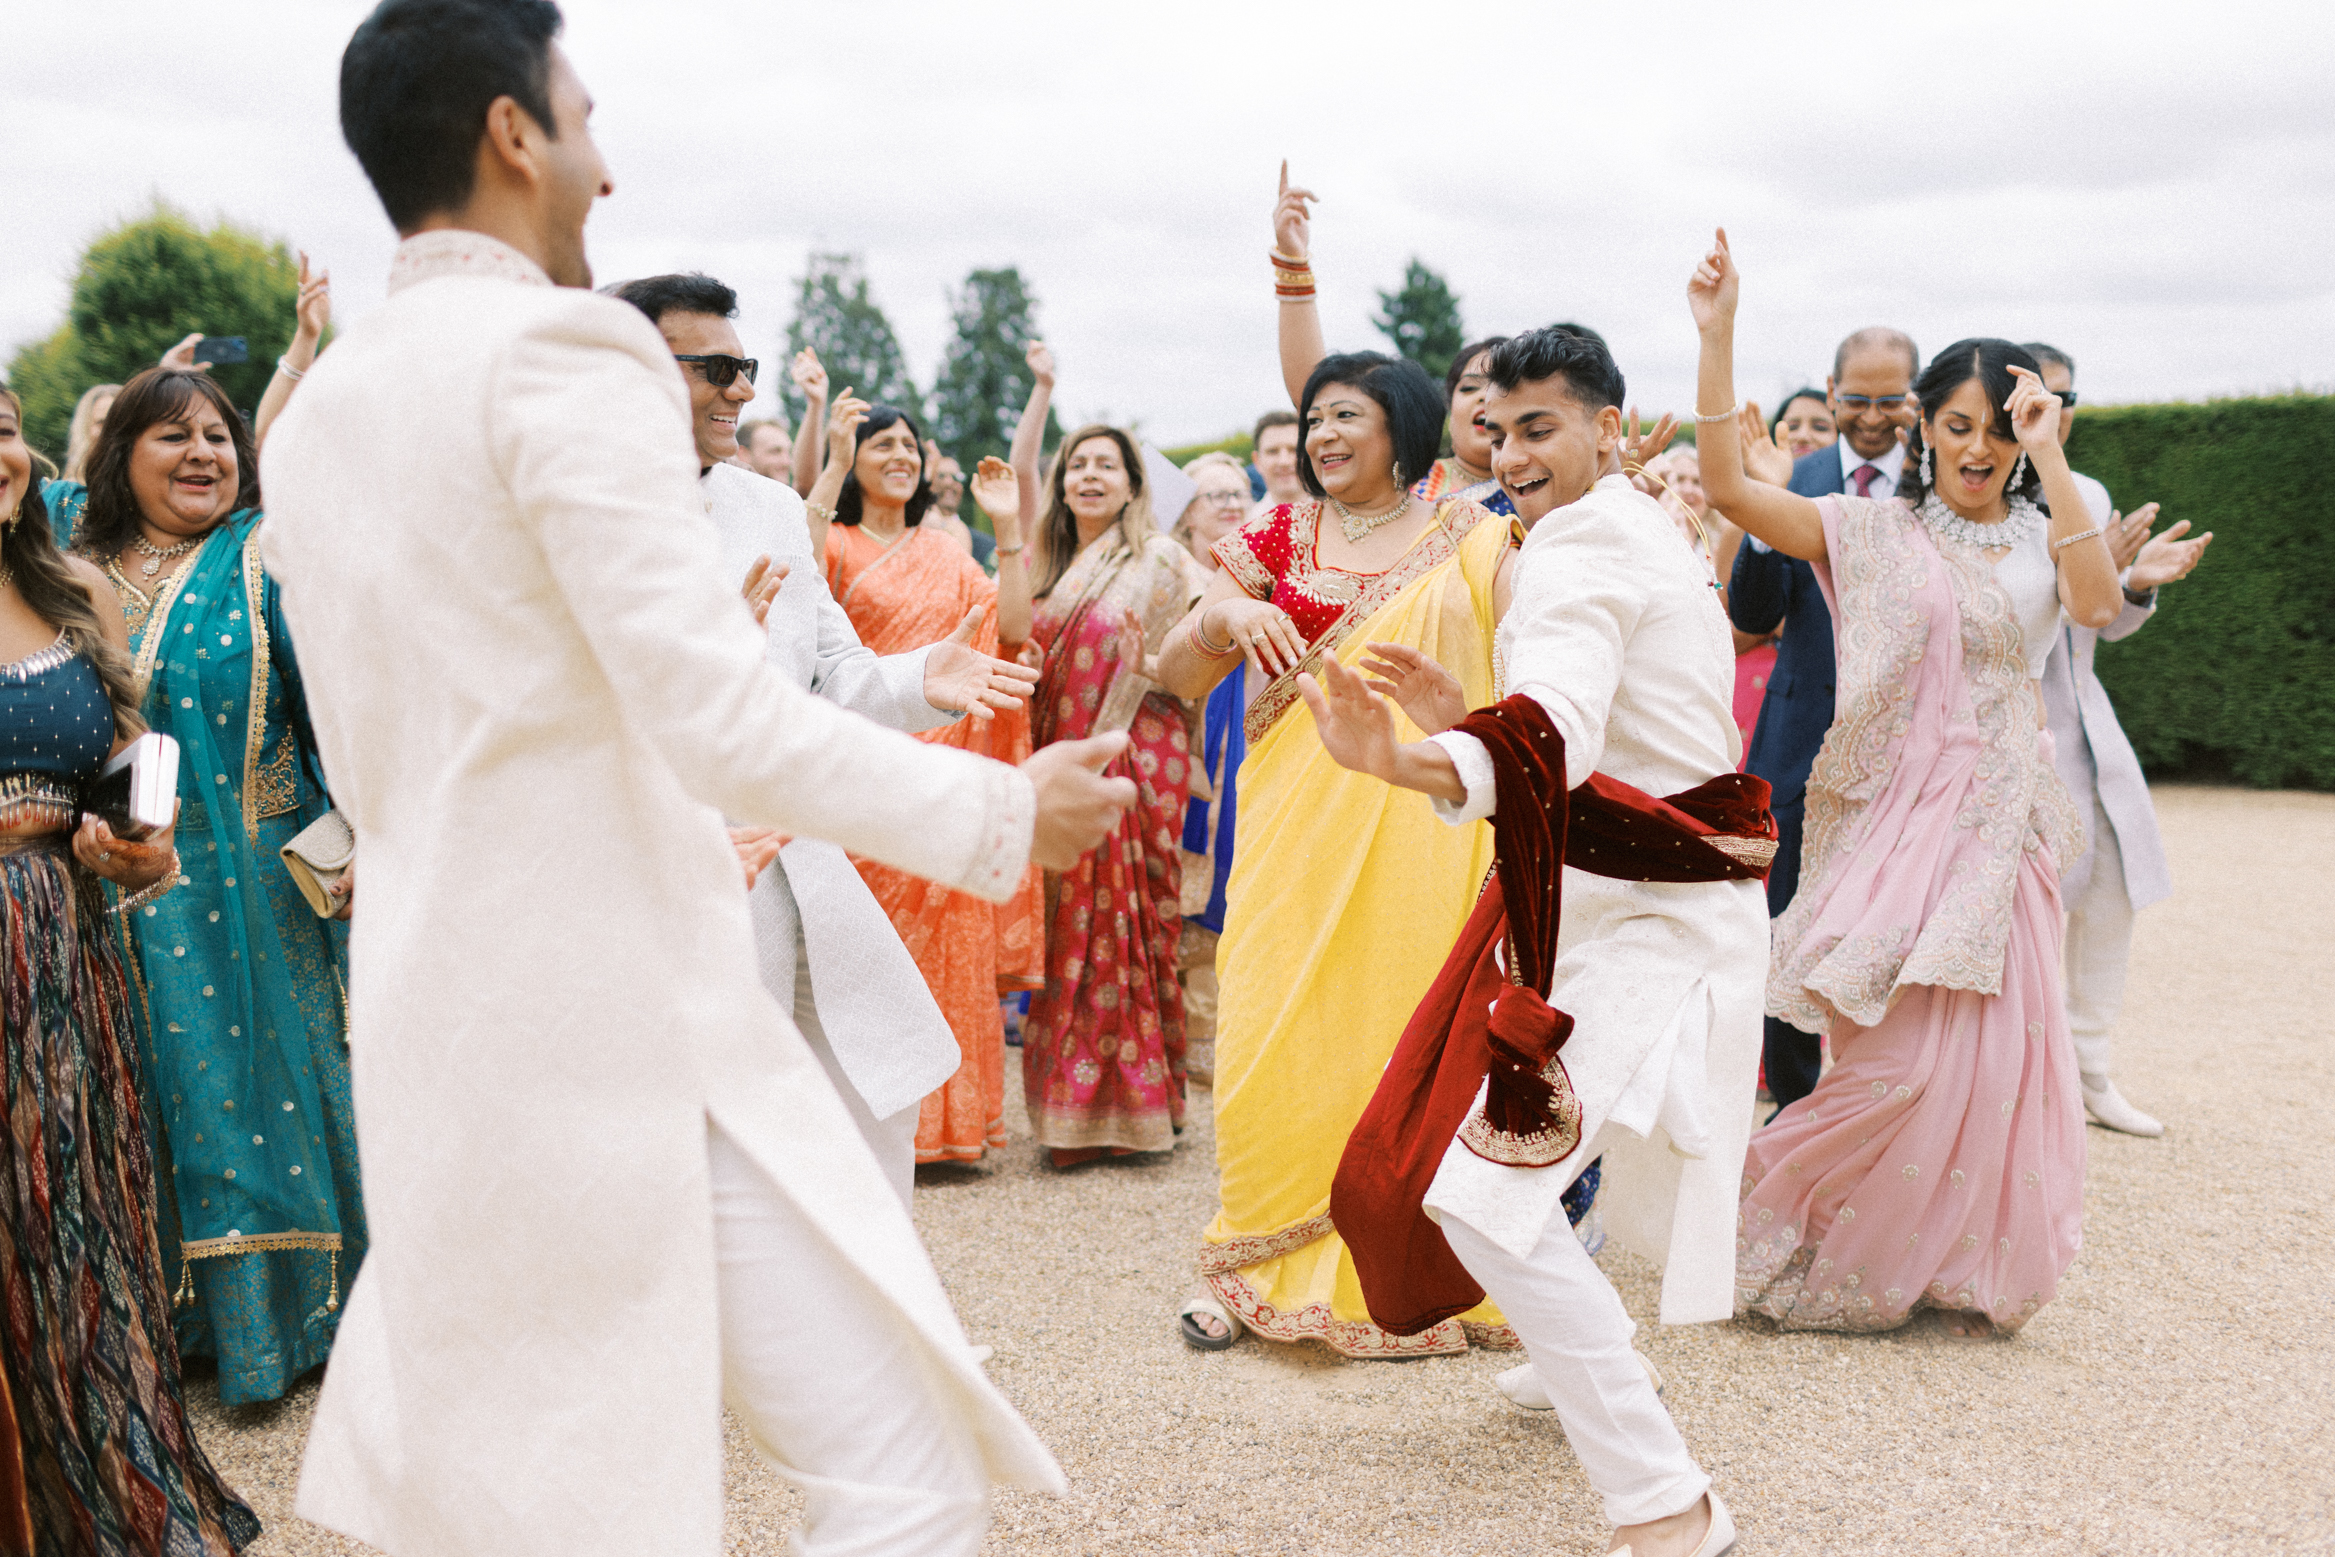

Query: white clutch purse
[280,810,355,918]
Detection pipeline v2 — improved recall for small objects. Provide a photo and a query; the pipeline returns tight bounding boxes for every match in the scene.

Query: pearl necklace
[1329,491,1413,544]
[1917,491,2045,552]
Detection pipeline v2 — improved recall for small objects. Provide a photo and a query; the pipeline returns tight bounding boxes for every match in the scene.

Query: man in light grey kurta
[612,271,1037,1199]
[2029,344,2213,1138]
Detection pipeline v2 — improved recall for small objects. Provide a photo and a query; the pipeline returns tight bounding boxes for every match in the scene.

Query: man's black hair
[1294,353,1444,499]
[1484,324,1626,413]
[341,0,566,233]
[2020,341,2075,378]
[605,273,739,327]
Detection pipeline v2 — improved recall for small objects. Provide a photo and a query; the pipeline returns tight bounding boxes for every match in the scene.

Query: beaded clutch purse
[280,810,355,918]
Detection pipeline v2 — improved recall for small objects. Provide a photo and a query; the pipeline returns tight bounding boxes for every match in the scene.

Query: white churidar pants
[1442,1195,1709,1528]
[708,1123,988,1556]
[789,933,919,1205]
[2064,795,2135,1082]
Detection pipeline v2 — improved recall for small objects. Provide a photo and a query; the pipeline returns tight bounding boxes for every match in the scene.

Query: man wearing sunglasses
[1725,323,1918,1112]
[609,270,1045,1206]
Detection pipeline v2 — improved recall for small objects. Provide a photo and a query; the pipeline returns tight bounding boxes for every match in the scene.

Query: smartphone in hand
[192,336,249,366]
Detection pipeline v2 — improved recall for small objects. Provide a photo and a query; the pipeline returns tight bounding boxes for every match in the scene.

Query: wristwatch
[2122,583,2157,608]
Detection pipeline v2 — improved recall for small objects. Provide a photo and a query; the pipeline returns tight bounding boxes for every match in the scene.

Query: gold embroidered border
[1461,1087,1584,1167]
[1196,1212,1335,1274]
[1243,497,1492,745]
[126,552,202,698]
[240,529,274,840]
[1706,833,1779,869]
[180,1229,343,1261]
[1204,1268,1472,1358]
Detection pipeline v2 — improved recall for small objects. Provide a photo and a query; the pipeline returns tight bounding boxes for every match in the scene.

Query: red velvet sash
[1328,696,1776,1336]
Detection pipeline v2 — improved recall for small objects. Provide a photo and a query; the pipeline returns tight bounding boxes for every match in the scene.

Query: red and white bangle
[1271,250,1316,301]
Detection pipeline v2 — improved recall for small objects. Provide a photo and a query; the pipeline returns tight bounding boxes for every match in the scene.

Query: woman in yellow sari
[1149,350,1516,1354]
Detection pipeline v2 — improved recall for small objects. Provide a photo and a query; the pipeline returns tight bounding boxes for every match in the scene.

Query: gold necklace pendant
[1331,492,1412,545]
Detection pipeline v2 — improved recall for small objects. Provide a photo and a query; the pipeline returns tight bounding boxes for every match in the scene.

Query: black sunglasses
[674,353,759,388]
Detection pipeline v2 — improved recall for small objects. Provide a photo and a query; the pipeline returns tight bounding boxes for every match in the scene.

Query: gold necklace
[1329,491,1413,544]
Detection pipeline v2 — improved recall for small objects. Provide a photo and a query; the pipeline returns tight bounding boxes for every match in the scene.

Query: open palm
[1299,657,1401,779]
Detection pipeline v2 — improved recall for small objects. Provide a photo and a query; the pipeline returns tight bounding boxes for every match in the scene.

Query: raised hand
[1024,733,1138,870]
[1115,606,1150,681]
[1274,159,1317,262]
[293,251,332,345]
[923,605,1040,719]
[1687,227,1738,335]
[2005,365,2064,452]
[1736,401,1792,486]
[1357,641,1468,736]
[2106,502,2159,570]
[159,333,210,373]
[825,390,868,465]
[970,455,1019,526]
[1622,407,1681,475]
[791,348,829,402]
[1024,340,1056,388]
[2126,516,2212,592]
[728,827,786,889]
[1297,657,1400,781]
[739,556,790,627]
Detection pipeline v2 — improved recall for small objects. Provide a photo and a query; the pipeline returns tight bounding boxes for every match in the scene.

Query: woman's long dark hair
[1,389,146,738]
[834,405,935,528]
[1032,424,1155,599]
[76,367,260,562]
[1899,339,2047,509]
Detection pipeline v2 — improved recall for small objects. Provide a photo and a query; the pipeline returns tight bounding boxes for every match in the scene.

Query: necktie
[1852,463,1881,497]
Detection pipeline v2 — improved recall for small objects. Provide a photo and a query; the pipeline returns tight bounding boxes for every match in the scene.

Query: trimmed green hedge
[2070,394,2331,790]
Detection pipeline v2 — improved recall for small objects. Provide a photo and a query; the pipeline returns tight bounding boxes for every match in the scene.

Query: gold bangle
[805,502,837,524]
[1190,612,1237,659]
[994,543,1024,557]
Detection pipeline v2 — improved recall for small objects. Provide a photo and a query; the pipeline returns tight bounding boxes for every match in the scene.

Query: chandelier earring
[1918,445,1932,489]
[2009,452,2028,493]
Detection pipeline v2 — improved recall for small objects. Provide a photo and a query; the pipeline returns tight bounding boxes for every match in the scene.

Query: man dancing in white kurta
[257,5,1134,1555]
[1304,326,1765,1557]
[609,269,1038,1201]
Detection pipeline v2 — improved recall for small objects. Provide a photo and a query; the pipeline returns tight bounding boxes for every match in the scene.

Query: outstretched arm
[1274,161,1326,408]
[256,251,330,451]
[970,456,1032,646]
[789,349,828,496]
[1011,342,1056,532]
[1689,229,1828,562]
[801,390,866,564]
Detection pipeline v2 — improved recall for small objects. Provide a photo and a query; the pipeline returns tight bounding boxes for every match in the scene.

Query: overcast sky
[5,1,2330,446]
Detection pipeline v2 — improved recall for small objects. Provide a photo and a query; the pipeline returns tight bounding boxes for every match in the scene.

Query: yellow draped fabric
[1204,514,1508,1355]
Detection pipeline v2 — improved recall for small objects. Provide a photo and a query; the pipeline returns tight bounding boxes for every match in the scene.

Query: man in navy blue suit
[1728,325,1919,1110]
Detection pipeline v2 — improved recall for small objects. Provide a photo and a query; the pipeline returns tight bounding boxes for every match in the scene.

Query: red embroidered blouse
[1211,500,1379,642]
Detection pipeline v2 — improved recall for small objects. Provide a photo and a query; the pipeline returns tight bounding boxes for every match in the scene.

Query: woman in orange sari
[805,398,1040,1166]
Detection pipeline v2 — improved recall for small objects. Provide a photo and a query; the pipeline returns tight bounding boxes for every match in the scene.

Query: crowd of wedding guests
[0,152,2210,1551]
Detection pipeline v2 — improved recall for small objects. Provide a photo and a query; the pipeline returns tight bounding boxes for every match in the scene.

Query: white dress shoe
[1611,1489,1737,1557]
[2082,1076,2165,1137]
[1495,1350,1664,1411]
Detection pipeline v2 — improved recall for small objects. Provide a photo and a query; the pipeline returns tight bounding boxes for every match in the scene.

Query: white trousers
[708,1123,988,1556]
[790,934,919,1206]
[1443,1200,1708,1528]
[2064,795,2135,1082]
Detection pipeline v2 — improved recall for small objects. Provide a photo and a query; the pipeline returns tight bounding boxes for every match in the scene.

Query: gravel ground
[188,784,2334,1555]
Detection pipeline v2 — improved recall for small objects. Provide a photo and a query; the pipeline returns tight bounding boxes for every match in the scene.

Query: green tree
[1372,258,1466,385]
[777,251,923,428]
[6,203,300,458]
[929,266,1059,469]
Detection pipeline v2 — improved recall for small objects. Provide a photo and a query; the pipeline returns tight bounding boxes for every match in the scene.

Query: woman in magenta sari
[1691,231,2125,1339]
[1021,425,1202,1167]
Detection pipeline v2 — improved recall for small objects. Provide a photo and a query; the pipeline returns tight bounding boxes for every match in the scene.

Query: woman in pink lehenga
[1689,232,2127,1339]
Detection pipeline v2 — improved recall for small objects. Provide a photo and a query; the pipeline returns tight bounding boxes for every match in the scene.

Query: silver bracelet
[1693,402,1739,424]
[276,356,306,381]
[2051,526,2103,552]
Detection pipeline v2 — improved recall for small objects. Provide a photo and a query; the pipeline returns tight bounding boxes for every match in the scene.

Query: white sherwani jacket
[699,462,959,1119]
[257,231,1063,1557]
[2039,472,2171,908]
[1425,475,1770,1324]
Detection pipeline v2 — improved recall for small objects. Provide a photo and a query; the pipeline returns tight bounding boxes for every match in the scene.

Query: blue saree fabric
[112,508,365,1405]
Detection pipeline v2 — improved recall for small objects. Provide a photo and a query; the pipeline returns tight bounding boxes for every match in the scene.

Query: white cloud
[3,0,2329,444]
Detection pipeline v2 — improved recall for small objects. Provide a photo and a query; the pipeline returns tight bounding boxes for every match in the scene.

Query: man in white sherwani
[609,270,1036,1201]
[2027,343,2212,1138]
[256,6,1135,1555]
[1305,326,1761,1557]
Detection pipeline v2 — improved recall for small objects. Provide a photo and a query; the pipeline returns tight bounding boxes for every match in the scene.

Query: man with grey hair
[2023,341,2211,1137]
[1726,323,1919,1111]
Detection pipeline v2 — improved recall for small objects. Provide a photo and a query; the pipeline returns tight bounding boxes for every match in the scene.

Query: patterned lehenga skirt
[0,841,258,1555]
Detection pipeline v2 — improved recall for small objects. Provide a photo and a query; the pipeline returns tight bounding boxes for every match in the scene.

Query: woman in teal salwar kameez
[66,367,365,1406]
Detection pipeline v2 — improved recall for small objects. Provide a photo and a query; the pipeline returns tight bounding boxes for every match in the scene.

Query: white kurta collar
[387,229,552,295]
